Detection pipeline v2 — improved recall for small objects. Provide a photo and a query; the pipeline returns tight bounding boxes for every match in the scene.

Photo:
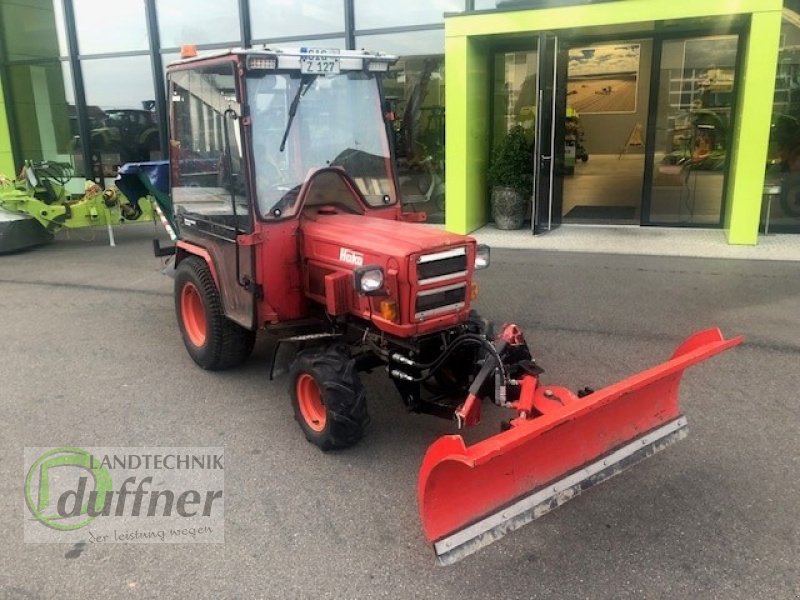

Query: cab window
[169,62,250,234]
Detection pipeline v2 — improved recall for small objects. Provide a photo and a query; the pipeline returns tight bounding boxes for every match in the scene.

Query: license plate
[300,49,340,75]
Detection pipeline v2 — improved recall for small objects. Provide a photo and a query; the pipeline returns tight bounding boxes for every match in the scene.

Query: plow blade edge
[418,328,742,565]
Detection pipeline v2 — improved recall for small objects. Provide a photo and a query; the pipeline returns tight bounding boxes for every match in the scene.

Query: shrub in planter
[487,125,533,229]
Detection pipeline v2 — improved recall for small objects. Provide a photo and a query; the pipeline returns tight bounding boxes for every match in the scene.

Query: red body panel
[300,214,477,336]
[248,220,306,323]
[418,328,743,543]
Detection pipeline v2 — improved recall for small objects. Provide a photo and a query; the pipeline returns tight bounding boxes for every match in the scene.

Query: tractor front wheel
[174,256,255,370]
[289,346,369,450]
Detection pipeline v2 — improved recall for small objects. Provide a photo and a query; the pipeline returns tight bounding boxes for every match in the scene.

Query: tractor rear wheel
[289,346,369,450]
[174,256,255,370]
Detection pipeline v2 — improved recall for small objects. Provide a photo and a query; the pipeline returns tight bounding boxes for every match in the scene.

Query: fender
[176,240,219,288]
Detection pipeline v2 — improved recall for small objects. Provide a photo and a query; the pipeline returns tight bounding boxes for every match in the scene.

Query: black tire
[174,256,255,370]
[289,345,369,450]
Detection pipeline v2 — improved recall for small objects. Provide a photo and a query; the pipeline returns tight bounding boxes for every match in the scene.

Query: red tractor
[128,47,741,564]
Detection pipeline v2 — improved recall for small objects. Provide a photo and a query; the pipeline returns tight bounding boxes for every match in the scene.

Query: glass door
[644,35,739,225]
[533,32,565,233]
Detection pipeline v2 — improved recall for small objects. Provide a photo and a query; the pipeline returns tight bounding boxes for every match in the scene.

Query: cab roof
[167,46,397,72]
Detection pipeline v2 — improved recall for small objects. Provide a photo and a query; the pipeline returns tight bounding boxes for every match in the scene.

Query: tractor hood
[299,212,479,338]
[301,214,475,261]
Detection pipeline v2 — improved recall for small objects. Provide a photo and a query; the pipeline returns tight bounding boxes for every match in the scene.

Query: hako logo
[339,247,364,266]
[25,447,112,531]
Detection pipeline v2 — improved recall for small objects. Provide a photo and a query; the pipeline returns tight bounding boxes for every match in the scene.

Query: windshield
[248,71,396,218]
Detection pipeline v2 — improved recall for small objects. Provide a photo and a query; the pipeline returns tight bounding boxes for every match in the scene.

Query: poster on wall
[567,43,640,114]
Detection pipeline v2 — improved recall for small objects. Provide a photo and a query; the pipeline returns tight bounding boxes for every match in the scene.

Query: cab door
[169,60,257,329]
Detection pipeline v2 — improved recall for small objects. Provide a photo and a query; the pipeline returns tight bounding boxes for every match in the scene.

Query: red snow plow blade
[418,328,742,565]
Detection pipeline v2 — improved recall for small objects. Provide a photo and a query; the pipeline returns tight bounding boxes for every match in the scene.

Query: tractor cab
[164,47,404,329]
[167,47,398,221]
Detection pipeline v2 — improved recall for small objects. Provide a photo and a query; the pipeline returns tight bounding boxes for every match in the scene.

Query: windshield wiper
[279,75,316,152]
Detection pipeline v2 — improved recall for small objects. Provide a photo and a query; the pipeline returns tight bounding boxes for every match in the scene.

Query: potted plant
[487,125,533,229]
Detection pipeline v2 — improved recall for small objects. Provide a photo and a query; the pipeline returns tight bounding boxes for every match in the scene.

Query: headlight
[475,244,490,270]
[354,266,385,295]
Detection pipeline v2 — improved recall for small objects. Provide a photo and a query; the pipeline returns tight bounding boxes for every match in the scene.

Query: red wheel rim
[296,373,327,432]
[180,282,207,347]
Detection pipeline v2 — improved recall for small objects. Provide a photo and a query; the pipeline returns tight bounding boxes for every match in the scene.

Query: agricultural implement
[141,46,741,564]
[0,160,154,253]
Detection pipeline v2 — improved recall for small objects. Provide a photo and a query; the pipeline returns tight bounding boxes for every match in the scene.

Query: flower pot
[491,186,526,230]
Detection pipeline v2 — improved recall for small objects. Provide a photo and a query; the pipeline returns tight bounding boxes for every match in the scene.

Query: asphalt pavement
[0,224,798,599]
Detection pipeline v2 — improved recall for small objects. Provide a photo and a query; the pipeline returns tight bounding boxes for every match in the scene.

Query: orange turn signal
[380,300,398,322]
[470,282,479,301]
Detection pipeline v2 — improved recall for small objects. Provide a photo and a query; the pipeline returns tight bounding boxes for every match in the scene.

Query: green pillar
[725,10,783,244]
[445,35,491,235]
[0,76,14,176]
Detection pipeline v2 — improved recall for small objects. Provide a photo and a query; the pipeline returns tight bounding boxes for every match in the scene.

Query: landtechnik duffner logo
[24,447,224,543]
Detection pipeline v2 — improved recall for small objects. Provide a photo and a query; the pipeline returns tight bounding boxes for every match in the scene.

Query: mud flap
[418,328,742,565]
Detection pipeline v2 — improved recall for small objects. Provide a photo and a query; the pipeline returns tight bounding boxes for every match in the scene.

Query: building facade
[1,0,799,242]
[446,0,800,241]
[0,0,455,222]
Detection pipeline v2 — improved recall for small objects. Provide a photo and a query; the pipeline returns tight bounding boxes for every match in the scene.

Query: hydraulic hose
[382,333,507,383]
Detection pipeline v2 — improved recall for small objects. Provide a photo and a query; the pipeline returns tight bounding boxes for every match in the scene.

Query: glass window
[492,50,536,147]
[473,0,496,9]
[170,62,250,231]
[383,56,446,222]
[156,0,241,48]
[7,61,76,162]
[81,56,159,178]
[648,35,738,225]
[1,0,68,60]
[764,13,800,233]
[247,71,395,218]
[255,37,348,50]
[355,30,445,57]
[250,0,344,40]
[74,0,149,55]
[355,0,463,29]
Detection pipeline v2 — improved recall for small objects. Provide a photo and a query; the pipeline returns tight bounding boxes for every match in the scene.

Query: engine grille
[415,283,467,319]
[416,247,467,284]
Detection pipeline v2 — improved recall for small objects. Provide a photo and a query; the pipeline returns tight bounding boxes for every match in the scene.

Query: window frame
[168,56,254,236]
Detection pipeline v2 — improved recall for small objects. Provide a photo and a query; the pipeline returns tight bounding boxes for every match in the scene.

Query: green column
[725,10,783,244]
[445,35,491,234]
[0,76,14,176]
